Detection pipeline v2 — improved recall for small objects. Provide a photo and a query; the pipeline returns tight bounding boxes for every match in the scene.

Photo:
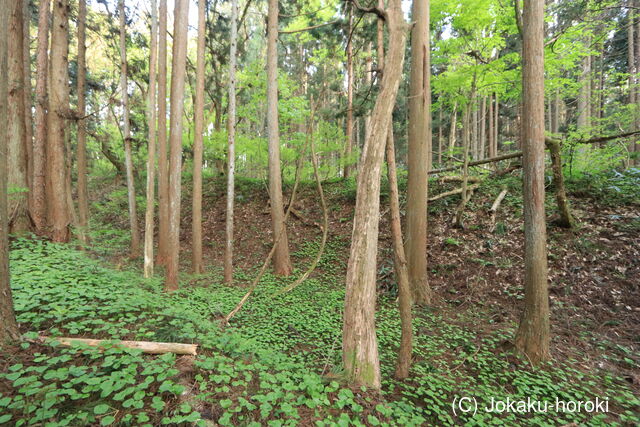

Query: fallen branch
[429,183,480,202]
[40,337,197,355]
[438,175,482,183]
[429,152,523,174]
[488,187,508,232]
[290,207,323,231]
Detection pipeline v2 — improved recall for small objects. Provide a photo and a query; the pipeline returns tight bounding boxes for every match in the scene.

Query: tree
[32,0,50,234]
[344,4,354,179]
[515,0,550,365]
[77,0,89,244]
[224,0,239,284]
[164,0,190,291]
[266,0,293,276]
[47,0,71,242]
[119,0,141,257]
[342,0,407,389]
[23,0,33,194]
[0,0,19,343]
[192,0,206,274]
[143,0,158,278]
[405,0,432,306]
[156,0,169,266]
[7,0,30,233]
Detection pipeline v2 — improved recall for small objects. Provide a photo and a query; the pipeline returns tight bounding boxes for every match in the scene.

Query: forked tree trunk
[164,0,190,291]
[343,0,407,390]
[344,4,354,179]
[143,0,158,278]
[77,0,89,244]
[119,0,141,257]
[46,0,71,242]
[8,0,30,233]
[405,0,432,306]
[0,2,19,342]
[32,0,50,233]
[156,0,169,266]
[266,0,292,276]
[515,0,550,365]
[191,0,206,274]
[224,0,239,284]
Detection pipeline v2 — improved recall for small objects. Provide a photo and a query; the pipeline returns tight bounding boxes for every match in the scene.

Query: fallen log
[488,187,508,232]
[40,337,198,355]
[429,183,480,202]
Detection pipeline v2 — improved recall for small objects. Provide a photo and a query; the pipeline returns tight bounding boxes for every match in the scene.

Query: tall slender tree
[192,0,206,274]
[157,0,169,265]
[515,0,550,364]
[342,0,407,389]
[405,0,432,306]
[144,0,158,278]
[266,0,292,276]
[8,0,30,233]
[23,0,33,192]
[344,4,354,179]
[164,0,190,291]
[119,0,141,257]
[32,0,50,233]
[224,0,239,284]
[47,0,71,242]
[0,0,19,343]
[77,0,89,243]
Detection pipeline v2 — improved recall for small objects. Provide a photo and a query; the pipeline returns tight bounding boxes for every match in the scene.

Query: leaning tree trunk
[266,0,292,276]
[143,0,158,278]
[156,0,169,266]
[77,0,89,244]
[405,0,432,306]
[515,0,550,365]
[32,0,50,233]
[224,0,239,284]
[546,138,575,228]
[164,0,189,291]
[119,0,141,257]
[8,0,30,233]
[191,0,206,274]
[343,0,407,390]
[46,0,71,242]
[0,0,19,342]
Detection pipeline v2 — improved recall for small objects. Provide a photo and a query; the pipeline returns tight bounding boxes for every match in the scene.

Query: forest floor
[1,167,639,426]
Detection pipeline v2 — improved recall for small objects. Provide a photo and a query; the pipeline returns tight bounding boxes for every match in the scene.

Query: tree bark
[77,0,89,244]
[191,0,206,274]
[23,0,33,196]
[8,0,30,233]
[405,0,432,306]
[46,0,71,242]
[224,0,239,284]
[344,4,354,179]
[479,95,487,159]
[488,94,495,158]
[32,0,49,233]
[546,138,575,228]
[266,0,292,276]
[438,103,443,165]
[494,93,499,155]
[0,1,19,343]
[515,0,550,365]
[164,0,190,291]
[143,0,158,278]
[41,337,198,355]
[448,102,458,161]
[119,0,141,257]
[453,104,471,228]
[156,0,169,266]
[343,0,407,390]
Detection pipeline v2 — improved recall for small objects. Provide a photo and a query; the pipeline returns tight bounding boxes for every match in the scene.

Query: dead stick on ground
[222,157,304,325]
[429,183,480,202]
[488,186,508,232]
[39,337,197,355]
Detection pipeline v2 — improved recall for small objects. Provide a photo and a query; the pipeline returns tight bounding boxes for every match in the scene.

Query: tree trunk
[8,0,30,233]
[494,93,499,155]
[23,0,33,196]
[488,94,495,158]
[156,0,169,266]
[438,103,443,165]
[224,0,239,284]
[143,0,158,278]
[453,104,471,228]
[343,0,407,390]
[448,102,458,161]
[472,89,478,160]
[546,138,575,228]
[0,2,19,342]
[191,0,206,274]
[266,0,292,276]
[406,0,431,306]
[77,0,89,244]
[480,95,487,159]
[578,51,591,130]
[119,0,141,257]
[552,88,560,134]
[32,0,49,233]
[164,0,189,291]
[46,0,70,242]
[515,0,550,365]
[344,4,354,179]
